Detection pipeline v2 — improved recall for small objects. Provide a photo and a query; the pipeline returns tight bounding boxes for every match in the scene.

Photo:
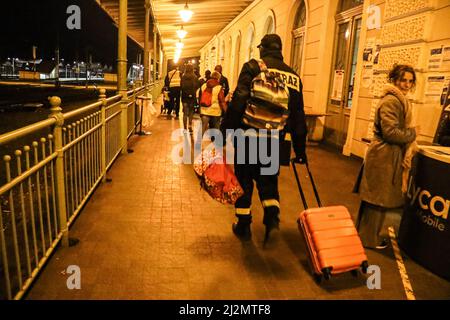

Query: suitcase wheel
[322,267,332,280]
[313,273,322,284]
[361,261,369,274]
[351,269,359,278]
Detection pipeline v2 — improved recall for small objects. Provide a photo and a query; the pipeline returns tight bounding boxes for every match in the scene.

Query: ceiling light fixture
[176,25,187,39]
[176,40,184,49]
[179,1,193,23]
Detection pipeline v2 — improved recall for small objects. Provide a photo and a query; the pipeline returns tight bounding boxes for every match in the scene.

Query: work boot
[232,215,252,241]
[263,210,280,246]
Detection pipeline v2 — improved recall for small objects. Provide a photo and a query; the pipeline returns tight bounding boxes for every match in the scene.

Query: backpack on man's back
[242,59,290,130]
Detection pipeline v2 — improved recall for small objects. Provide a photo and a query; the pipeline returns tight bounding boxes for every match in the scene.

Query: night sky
[0,0,143,71]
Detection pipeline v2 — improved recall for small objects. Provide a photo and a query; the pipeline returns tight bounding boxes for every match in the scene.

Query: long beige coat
[357,84,417,208]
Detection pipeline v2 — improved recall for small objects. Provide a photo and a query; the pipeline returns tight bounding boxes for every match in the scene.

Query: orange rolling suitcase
[291,160,368,283]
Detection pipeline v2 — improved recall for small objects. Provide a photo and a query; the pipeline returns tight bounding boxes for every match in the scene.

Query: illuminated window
[263,12,275,35]
[291,0,306,74]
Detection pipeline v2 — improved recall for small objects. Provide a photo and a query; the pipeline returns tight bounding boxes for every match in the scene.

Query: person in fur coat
[354,64,419,249]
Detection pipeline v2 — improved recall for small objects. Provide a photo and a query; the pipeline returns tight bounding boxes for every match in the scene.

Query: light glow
[345,29,350,39]
[176,26,187,39]
[179,3,193,22]
[176,41,184,49]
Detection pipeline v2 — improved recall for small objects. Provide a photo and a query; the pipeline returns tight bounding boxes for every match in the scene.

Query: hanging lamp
[176,25,187,39]
[179,1,193,22]
[176,40,184,50]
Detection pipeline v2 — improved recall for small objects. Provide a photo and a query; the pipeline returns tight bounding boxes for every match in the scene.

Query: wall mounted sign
[331,70,345,101]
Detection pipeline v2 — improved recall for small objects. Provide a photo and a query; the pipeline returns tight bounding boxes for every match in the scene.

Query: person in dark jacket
[221,34,308,244]
[198,70,211,88]
[181,64,199,132]
[214,65,230,98]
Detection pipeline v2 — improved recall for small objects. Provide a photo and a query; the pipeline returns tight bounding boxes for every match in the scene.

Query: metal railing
[0,81,162,300]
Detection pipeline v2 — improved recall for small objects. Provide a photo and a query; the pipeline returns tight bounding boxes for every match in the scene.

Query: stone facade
[199,0,450,158]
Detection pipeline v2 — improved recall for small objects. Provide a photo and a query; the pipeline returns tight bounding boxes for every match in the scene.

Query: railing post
[48,96,69,247]
[98,89,107,182]
[118,0,128,154]
[131,82,137,135]
[144,0,151,86]
[120,92,129,154]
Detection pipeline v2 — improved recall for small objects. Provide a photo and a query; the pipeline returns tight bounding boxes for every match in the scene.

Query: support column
[118,0,129,154]
[153,25,158,82]
[144,0,151,86]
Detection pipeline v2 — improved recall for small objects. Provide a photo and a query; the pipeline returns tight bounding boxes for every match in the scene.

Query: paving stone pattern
[26,113,450,300]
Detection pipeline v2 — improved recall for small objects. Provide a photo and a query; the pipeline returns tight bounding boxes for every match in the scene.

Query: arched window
[220,40,225,63]
[234,33,241,86]
[291,0,306,74]
[210,47,216,69]
[246,24,255,61]
[263,12,275,35]
[294,1,306,29]
[204,50,209,71]
[227,37,233,77]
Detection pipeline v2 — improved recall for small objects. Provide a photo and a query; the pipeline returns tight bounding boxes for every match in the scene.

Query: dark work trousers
[182,98,195,130]
[233,133,280,224]
[169,87,181,117]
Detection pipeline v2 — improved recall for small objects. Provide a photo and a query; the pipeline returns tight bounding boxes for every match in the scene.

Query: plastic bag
[194,149,244,205]
[139,95,157,127]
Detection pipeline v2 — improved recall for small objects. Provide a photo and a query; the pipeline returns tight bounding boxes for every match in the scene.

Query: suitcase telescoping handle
[291,159,322,209]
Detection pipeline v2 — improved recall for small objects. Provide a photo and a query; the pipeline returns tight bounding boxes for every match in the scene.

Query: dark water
[0,84,116,152]
[0,84,116,133]
[0,84,116,299]
[0,84,116,185]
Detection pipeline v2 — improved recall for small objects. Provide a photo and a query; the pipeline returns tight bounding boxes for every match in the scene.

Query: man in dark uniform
[214,65,230,98]
[221,34,308,243]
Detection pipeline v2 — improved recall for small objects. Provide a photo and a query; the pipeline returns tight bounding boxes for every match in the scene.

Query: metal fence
[0,82,161,300]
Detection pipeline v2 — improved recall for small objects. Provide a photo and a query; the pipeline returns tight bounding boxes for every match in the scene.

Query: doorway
[324,2,363,149]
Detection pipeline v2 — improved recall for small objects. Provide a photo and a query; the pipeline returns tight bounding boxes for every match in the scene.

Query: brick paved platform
[26,113,450,300]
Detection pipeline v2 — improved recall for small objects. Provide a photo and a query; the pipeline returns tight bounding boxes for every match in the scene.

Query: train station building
[0,0,449,301]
